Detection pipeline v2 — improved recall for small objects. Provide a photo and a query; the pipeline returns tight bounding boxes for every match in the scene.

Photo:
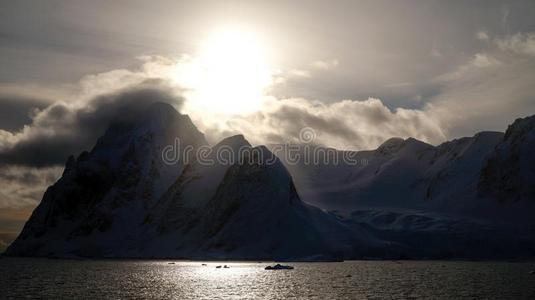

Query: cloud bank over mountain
[0,29,534,231]
[0,84,183,167]
[0,56,445,171]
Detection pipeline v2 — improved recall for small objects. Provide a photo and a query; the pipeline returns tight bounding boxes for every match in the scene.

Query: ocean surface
[1,258,534,299]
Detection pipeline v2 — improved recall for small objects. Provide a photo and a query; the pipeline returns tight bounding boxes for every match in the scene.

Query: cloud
[311,59,339,70]
[288,69,312,78]
[0,82,184,167]
[0,165,57,244]
[2,32,534,166]
[476,31,490,41]
[211,97,445,151]
[501,4,510,31]
[0,165,62,209]
[8,45,520,169]
[199,32,535,149]
[0,95,50,131]
[430,48,443,58]
[425,32,535,137]
[471,53,500,68]
[274,59,340,83]
[0,56,186,212]
[494,32,535,56]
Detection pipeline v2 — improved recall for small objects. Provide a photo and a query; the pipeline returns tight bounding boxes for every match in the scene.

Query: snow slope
[272,119,535,258]
[5,102,208,257]
[4,102,535,259]
[5,104,382,259]
[143,143,384,260]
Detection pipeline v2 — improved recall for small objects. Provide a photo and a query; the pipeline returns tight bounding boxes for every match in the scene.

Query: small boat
[201,264,207,266]
[216,265,222,268]
[223,265,230,268]
[265,264,294,270]
[168,262,175,264]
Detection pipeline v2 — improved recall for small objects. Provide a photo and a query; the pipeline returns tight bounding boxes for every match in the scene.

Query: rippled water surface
[1,258,535,299]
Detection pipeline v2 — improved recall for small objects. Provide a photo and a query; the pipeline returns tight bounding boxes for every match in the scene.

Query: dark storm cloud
[0,81,184,167]
[0,165,62,209]
[0,95,50,131]
[0,167,52,186]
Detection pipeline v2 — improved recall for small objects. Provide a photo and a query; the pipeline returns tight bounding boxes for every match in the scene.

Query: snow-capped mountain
[274,125,534,222]
[140,136,384,260]
[270,117,535,259]
[4,102,535,259]
[5,103,208,257]
[5,103,380,259]
[143,144,382,260]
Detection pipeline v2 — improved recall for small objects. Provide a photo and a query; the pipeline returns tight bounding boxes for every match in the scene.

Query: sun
[175,27,273,115]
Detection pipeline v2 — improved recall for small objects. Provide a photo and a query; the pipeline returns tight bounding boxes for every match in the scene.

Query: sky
[1,0,535,249]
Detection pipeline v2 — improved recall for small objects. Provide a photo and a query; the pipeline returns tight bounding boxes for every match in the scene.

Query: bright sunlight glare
[174,28,273,114]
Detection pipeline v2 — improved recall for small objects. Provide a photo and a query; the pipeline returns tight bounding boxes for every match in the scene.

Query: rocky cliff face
[478,115,535,203]
[5,102,208,257]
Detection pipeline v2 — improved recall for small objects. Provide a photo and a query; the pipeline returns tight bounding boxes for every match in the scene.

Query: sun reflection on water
[3,259,535,299]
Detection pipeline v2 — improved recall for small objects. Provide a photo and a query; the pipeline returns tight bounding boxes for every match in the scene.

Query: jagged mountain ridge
[140,138,383,260]
[142,144,380,260]
[4,102,535,259]
[5,103,208,257]
[270,118,535,258]
[273,128,534,222]
[5,102,380,259]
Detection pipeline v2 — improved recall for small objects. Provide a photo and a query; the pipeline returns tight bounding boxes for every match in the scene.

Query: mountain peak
[139,101,183,130]
[504,114,535,141]
[478,114,535,202]
[377,137,405,154]
[379,137,404,146]
[473,131,504,139]
[403,137,433,151]
[147,101,177,112]
[471,131,504,148]
[214,134,251,150]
